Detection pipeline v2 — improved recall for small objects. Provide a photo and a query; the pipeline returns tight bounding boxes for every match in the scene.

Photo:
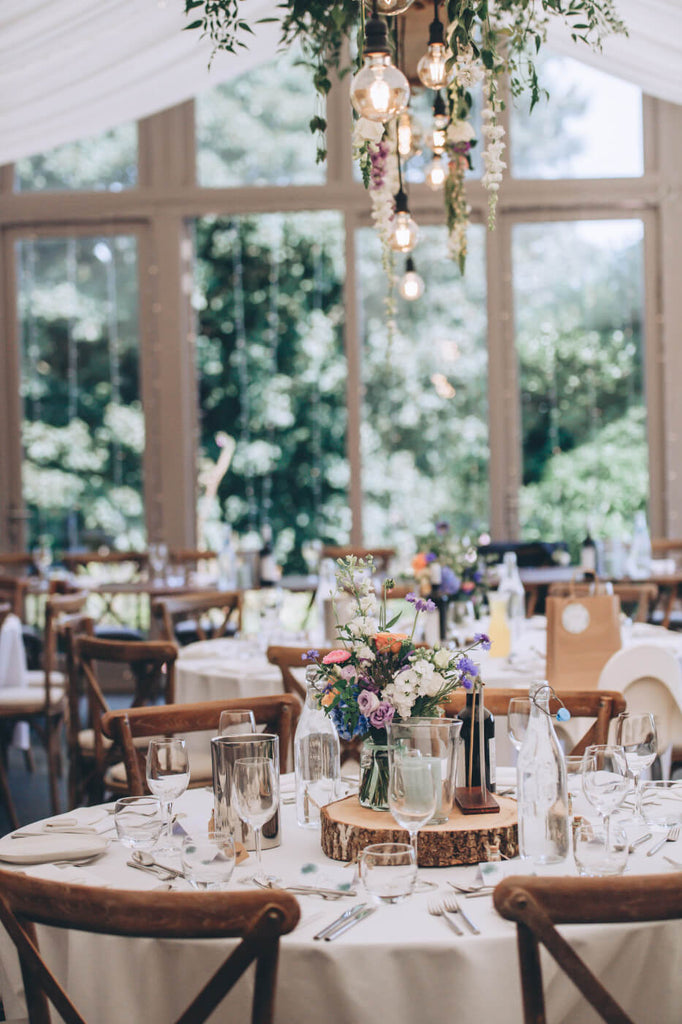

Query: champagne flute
[219,709,257,737]
[582,744,629,853]
[232,756,279,883]
[615,712,657,817]
[387,750,438,893]
[507,697,531,752]
[145,737,190,852]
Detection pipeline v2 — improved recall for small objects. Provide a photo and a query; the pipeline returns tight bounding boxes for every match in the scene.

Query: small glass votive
[114,796,164,849]
[359,842,417,904]
[640,780,682,828]
[564,755,585,818]
[573,822,628,877]
[181,832,236,890]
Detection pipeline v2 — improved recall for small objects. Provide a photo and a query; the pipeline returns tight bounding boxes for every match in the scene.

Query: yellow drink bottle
[488,596,511,658]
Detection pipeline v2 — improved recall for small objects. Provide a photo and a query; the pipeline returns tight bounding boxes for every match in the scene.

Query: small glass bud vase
[359,737,390,811]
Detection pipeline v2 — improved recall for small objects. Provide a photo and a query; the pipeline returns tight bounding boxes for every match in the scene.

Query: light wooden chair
[547,581,659,623]
[75,636,178,803]
[60,550,148,577]
[494,873,682,1024]
[101,694,299,793]
[0,575,29,618]
[0,867,299,1024]
[442,690,627,757]
[152,591,243,646]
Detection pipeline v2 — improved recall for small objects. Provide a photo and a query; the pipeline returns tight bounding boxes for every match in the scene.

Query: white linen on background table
[1,785,682,1024]
[0,615,30,750]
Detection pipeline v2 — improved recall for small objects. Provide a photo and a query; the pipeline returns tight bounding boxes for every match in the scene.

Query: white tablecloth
[1,786,681,1024]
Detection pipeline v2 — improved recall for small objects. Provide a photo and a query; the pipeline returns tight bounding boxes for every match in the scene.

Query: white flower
[354,117,386,145]
[359,594,377,616]
[447,120,476,145]
[455,45,485,89]
[434,648,452,670]
[353,644,375,662]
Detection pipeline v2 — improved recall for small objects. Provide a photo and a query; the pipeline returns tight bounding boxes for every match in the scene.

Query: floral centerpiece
[412,521,486,624]
[303,555,489,809]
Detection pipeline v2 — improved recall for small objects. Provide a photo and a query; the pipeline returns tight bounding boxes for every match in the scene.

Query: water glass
[573,822,628,877]
[181,832,236,890]
[639,780,682,828]
[360,842,417,904]
[581,744,629,849]
[232,756,279,881]
[564,755,586,818]
[615,712,657,816]
[507,698,531,752]
[219,709,257,737]
[146,737,190,850]
[114,796,164,849]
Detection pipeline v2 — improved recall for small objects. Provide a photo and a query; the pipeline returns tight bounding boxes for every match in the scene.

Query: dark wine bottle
[456,690,496,792]
[259,523,278,587]
[580,521,597,581]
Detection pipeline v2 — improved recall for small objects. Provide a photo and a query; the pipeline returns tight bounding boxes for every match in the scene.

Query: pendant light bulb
[417,6,455,91]
[399,257,425,301]
[389,190,419,253]
[397,110,423,160]
[350,13,410,123]
[371,0,416,13]
[429,91,448,154]
[425,155,447,190]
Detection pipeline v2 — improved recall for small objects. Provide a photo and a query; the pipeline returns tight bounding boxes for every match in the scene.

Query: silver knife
[126,859,176,880]
[313,903,367,941]
[324,905,377,941]
[285,885,358,898]
[450,902,480,935]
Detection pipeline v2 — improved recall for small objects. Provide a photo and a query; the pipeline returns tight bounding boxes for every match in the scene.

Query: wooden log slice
[320,794,518,866]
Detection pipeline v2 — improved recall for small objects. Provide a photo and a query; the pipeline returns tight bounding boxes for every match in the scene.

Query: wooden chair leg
[0,753,19,830]
[45,718,62,816]
[22,748,36,773]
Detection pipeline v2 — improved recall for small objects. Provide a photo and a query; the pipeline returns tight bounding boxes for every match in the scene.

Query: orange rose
[321,687,338,707]
[373,632,408,653]
[412,553,428,572]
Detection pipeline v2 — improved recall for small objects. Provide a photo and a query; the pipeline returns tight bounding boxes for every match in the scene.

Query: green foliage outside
[15,124,137,192]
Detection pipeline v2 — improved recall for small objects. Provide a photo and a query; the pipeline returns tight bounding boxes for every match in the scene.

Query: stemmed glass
[219,709,257,737]
[148,542,168,584]
[232,756,279,883]
[32,541,52,581]
[615,712,658,817]
[507,697,530,753]
[387,748,438,893]
[581,744,629,853]
[145,737,190,852]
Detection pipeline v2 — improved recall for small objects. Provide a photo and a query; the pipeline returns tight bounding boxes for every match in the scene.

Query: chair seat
[77,729,149,755]
[26,669,66,688]
[104,751,213,789]
[0,688,64,713]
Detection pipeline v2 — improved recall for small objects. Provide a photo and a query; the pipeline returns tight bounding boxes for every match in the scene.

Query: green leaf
[184,19,204,30]
[481,48,494,69]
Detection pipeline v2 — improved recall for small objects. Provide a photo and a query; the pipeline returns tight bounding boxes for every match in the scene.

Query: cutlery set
[428,896,480,935]
[313,903,377,941]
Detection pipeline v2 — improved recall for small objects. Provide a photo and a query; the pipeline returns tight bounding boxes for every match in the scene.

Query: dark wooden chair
[152,591,243,646]
[494,873,682,1024]
[75,636,178,802]
[442,690,627,757]
[101,694,299,793]
[0,867,299,1024]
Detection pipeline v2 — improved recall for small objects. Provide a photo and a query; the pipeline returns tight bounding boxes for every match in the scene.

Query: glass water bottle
[517,681,569,864]
[294,683,341,828]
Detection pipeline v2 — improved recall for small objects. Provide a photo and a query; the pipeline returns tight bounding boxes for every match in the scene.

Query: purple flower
[462,676,474,691]
[357,689,380,716]
[435,521,450,535]
[473,571,483,584]
[406,592,437,613]
[459,656,480,681]
[474,632,491,652]
[340,664,357,680]
[440,566,461,596]
[369,702,395,728]
[302,649,319,661]
[425,552,438,564]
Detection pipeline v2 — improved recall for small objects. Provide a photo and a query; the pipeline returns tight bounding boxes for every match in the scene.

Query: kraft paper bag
[546,589,622,691]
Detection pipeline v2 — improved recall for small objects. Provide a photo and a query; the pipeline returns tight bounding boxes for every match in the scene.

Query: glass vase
[359,738,390,811]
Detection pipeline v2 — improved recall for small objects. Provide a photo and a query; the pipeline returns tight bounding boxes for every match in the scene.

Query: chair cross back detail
[153,591,243,644]
[0,867,299,1024]
[494,873,682,1024]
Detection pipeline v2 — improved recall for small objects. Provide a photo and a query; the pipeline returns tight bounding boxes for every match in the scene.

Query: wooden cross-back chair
[546,581,659,623]
[442,690,627,757]
[0,867,299,1024]
[152,591,243,646]
[0,575,29,618]
[494,873,682,1024]
[75,636,178,803]
[60,550,148,576]
[101,694,299,793]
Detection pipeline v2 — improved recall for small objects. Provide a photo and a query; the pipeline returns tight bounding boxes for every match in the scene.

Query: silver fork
[442,895,480,935]
[428,897,463,936]
[647,824,681,857]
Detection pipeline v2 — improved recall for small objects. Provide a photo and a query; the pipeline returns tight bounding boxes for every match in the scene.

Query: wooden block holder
[455,787,500,815]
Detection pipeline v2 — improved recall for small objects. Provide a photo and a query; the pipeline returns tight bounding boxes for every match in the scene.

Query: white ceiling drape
[0,0,680,166]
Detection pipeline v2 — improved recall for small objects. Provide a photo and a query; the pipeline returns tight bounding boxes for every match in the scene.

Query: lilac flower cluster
[357,689,395,729]
[440,566,461,596]
[457,655,480,691]
[474,632,491,652]
[405,592,437,613]
[369,141,390,190]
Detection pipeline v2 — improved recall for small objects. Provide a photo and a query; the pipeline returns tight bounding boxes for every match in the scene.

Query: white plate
[0,833,109,865]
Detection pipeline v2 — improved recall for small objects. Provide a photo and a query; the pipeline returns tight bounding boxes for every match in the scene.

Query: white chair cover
[0,615,30,749]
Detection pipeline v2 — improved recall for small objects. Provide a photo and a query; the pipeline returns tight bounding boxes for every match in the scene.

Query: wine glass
[32,540,52,580]
[145,737,190,852]
[615,712,658,817]
[219,709,257,737]
[507,697,531,752]
[148,542,168,584]
[232,756,279,883]
[581,744,629,853]
[387,749,438,893]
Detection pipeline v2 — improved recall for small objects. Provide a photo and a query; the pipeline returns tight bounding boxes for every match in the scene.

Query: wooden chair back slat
[0,575,29,617]
[494,874,682,1024]
[152,591,243,644]
[60,551,148,573]
[547,582,658,623]
[0,868,299,1024]
[102,694,299,794]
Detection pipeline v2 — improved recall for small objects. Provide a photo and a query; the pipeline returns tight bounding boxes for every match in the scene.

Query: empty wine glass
[32,540,52,580]
[232,756,279,884]
[145,737,190,852]
[582,744,629,853]
[148,542,169,583]
[387,750,438,893]
[219,709,257,737]
[615,712,658,816]
[507,697,531,752]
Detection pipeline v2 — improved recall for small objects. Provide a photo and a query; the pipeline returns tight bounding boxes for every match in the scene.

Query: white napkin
[0,614,30,749]
[20,863,112,887]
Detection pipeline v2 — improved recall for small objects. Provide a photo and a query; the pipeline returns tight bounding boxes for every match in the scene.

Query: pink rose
[322,649,351,665]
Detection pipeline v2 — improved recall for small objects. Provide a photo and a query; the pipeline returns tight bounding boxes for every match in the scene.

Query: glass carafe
[517,681,569,865]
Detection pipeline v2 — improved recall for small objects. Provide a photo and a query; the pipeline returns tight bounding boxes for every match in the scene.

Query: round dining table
[1,781,681,1024]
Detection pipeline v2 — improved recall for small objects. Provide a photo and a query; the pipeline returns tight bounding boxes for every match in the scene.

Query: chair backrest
[321,546,395,573]
[41,591,90,707]
[152,591,243,643]
[266,645,333,704]
[0,867,299,1024]
[547,581,658,623]
[76,636,178,777]
[101,694,299,793]
[598,643,682,752]
[493,873,682,1024]
[442,689,627,757]
[0,553,35,576]
[0,575,29,617]
[0,601,12,629]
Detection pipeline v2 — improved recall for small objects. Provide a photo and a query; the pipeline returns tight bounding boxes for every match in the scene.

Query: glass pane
[193,212,346,572]
[196,49,324,187]
[358,225,489,553]
[514,220,646,556]
[17,235,144,550]
[511,53,643,179]
[15,124,137,192]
